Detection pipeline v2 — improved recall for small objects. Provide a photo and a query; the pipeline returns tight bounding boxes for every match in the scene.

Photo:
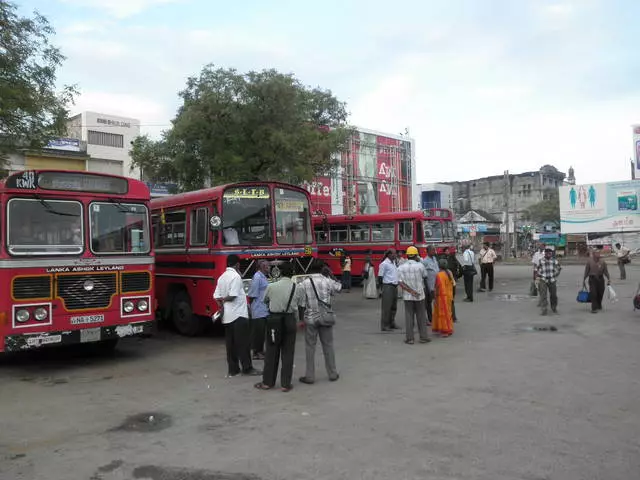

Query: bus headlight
[123,301,135,313]
[16,309,30,323]
[34,308,48,321]
[137,299,149,312]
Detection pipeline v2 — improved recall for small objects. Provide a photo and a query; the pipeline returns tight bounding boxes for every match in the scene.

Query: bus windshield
[222,186,272,246]
[424,220,443,242]
[275,188,312,245]
[7,198,83,255]
[90,202,150,254]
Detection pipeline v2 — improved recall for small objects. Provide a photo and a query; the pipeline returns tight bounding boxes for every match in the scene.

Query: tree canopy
[524,192,560,224]
[0,1,76,163]
[131,65,352,191]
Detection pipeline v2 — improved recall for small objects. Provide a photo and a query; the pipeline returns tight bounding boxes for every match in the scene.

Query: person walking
[341,254,352,292]
[247,260,270,360]
[254,263,304,392]
[536,246,561,316]
[422,246,439,325]
[213,255,261,377]
[378,249,400,331]
[398,246,431,345]
[461,244,476,302]
[362,254,378,299]
[299,261,342,384]
[478,242,497,292]
[432,259,455,337]
[614,243,630,280]
[584,250,611,314]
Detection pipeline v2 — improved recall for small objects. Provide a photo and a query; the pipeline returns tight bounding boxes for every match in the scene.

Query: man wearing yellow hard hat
[397,246,431,344]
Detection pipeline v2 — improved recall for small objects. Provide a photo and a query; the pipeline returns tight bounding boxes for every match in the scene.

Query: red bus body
[151,182,315,336]
[0,170,155,353]
[313,209,456,280]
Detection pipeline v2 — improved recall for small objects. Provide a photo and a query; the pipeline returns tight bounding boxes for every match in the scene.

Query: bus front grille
[57,274,117,311]
[12,276,52,300]
[121,272,151,293]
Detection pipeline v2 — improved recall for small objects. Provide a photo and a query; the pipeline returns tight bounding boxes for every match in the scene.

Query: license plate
[80,327,101,343]
[70,314,105,325]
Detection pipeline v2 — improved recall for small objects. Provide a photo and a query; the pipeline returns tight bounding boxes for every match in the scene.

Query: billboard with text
[560,180,640,233]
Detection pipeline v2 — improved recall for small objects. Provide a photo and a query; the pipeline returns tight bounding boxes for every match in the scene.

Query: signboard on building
[560,180,640,233]
[46,138,81,152]
[146,182,177,197]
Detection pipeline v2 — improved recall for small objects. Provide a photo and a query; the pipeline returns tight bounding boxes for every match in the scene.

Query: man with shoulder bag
[299,260,342,385]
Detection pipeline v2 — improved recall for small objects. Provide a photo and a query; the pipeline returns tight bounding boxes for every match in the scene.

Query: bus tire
[171,291,203,336]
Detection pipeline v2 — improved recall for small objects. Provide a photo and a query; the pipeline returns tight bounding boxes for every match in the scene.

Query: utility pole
[503,170,510,258]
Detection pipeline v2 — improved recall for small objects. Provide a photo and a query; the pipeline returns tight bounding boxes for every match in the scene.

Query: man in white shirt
[461,244,476,302]
[378,249,400,331]
[214,254,260,377]
[478,242,497,292]
[615,242,631,280]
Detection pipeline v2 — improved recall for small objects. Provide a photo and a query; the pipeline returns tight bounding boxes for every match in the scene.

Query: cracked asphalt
[1,265,640,480]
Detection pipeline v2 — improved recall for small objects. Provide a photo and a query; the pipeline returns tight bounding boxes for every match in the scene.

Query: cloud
[59,0,180,18]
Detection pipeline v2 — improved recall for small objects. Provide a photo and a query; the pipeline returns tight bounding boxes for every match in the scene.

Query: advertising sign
[634,125,640,176]
[560,180,640,233]
[46,138,81,152]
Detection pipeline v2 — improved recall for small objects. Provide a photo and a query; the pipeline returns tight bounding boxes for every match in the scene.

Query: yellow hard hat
[406,246,419,256]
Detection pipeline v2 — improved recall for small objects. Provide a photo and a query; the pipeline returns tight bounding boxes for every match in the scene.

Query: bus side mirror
[210,215,222,230]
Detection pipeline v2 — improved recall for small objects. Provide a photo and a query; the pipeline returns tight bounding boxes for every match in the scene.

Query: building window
[88,130,124,148]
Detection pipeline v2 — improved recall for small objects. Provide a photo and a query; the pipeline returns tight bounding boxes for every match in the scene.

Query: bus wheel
[172,291,203,336]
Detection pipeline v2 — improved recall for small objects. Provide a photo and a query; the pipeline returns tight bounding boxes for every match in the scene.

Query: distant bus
[312,209,456,281]
[0,170,154,353]
[151,182,316,336]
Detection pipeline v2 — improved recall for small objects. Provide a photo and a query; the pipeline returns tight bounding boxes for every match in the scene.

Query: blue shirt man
[247,260,270,359]
[422,247,439,293]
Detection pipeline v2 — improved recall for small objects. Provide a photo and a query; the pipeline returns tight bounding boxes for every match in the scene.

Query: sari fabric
[432,270,454,335]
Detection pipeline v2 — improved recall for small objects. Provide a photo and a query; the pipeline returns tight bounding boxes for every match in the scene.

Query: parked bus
[0,170,154,353]
[313,209,456,281]
[151,182,315,336]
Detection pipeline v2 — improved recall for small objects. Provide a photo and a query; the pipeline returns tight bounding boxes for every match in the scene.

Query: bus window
[190,207,209,246]
[222,186,272,246]
[157,210,186,248]
[424,220,443,242]
[399,221,413,242]
[314,226,328,243]
[330,226,348,243]
[371,223,394,242]
[275,188,312,245]
[90,202,150,254]
[349,224,370,242]
[415,220,424,243]
[7,198,83,255]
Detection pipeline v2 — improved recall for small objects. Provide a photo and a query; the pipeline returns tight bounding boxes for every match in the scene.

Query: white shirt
[213,267,248,324]
[616,246,630,258]
[398,260,428,301]
[462,249,475,267]
[378,258,399,285]
[479,248,497,264]
[532,251,545,267]
[223,228,240,245]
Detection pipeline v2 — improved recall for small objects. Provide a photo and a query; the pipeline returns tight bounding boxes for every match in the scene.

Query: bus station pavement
[1,265,640,480]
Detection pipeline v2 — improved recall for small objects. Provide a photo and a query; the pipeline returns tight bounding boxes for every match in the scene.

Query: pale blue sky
[20,0,640,184]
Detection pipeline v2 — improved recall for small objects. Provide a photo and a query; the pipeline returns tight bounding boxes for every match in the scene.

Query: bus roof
[150,181,310,210]
[312,210,453,224]
[0,169,150,200]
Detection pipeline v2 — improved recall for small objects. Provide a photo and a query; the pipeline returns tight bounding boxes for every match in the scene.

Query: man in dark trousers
[378,249,400,331]
[461,244,476,302]
[254,263,304,392]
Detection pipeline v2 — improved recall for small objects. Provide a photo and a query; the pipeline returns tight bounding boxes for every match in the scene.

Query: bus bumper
[3,320,154,352]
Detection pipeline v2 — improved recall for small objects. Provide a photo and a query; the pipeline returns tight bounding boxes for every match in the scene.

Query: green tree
[524,191,560,223]
[130,134,178,185]
[133,66,352,191]
[0,1,77,166]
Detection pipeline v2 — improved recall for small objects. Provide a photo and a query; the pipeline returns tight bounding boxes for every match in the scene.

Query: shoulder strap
[285,283,296,312]
[309,278,331,308]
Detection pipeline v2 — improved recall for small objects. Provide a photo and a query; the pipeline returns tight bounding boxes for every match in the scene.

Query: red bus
[313,209,456,281]
[151,182,315,336]
[0,170,154,353]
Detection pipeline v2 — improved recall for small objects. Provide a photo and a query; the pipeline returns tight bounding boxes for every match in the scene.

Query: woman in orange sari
[432,259,454,337]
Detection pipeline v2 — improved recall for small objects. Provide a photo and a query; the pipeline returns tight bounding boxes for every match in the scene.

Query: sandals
[404,339,414,345]
[281,386,293,392]
[254,382,272,390]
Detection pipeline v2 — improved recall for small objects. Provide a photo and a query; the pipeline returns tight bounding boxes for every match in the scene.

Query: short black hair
[279,262,294,277]
[309,259,326,274]
[226,254,240,268]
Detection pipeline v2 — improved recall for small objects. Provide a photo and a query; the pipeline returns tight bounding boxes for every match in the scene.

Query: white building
[67,111,141,179]
[415,183,453,211]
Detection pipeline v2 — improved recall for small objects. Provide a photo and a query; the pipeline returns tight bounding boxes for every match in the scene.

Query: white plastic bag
[607,285,618,303]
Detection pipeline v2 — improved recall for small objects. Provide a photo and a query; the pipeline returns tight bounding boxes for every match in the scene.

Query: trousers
[424,287,433,323]
[262,312,297,388]
[480,263,494,291]
[380,284,398,329]
[589,275,606,311]
[304,323,338,381]
[538,280,558,314]
[617,259,627,280]
[404,300,429,342]
[463,271,474,301]
[251,317,267,354]
[225,316,253,375]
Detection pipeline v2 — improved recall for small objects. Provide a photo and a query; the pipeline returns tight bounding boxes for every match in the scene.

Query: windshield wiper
[35,195,79,217]
[108,198,133,213]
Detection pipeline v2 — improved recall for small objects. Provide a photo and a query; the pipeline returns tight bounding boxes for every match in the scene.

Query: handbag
[577,288,590,303]
[309,278,336,327]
